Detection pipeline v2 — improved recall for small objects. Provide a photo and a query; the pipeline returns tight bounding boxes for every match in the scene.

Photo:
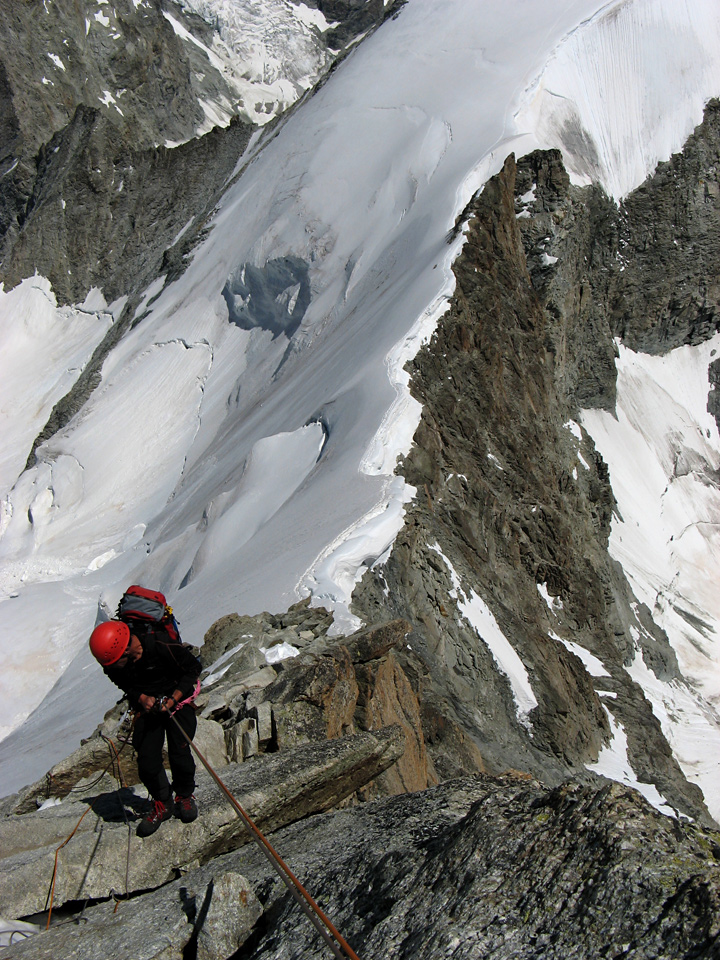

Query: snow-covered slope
[165,0,338,133]
[2,0,720,798]
[582,336,720,815]
[514,0,720,200]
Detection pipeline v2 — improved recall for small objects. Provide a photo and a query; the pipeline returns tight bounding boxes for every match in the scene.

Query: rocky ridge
[2,11,720,959]
[352,101,720,828]
[1,602,719,958]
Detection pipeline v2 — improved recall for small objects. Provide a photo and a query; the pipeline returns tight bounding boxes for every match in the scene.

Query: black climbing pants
[132,704,197,801]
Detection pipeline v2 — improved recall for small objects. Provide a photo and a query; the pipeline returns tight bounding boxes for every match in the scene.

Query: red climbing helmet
[89,620,130,666]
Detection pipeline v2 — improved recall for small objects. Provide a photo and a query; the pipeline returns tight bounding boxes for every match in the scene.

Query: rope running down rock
[169,712,363,960]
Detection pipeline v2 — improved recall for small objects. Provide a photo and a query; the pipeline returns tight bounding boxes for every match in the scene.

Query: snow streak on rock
[582,336,720,819]
[587,705,677,818]
[430,543,538,727]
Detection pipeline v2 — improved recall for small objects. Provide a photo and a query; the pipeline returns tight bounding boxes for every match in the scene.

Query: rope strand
[169,713,363,960]
[45,727,133,928]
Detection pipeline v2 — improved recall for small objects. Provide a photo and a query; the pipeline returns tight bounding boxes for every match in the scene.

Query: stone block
[224,725,243,764]
[194,719,229,769]
[240,719,259,760]
[249,702,273,746]
[196,871,263,960]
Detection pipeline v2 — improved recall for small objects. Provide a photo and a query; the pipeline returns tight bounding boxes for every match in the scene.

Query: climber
[89,616,202,837]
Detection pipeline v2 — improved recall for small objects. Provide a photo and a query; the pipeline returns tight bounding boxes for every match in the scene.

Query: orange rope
[45,803,96,928]
[170,713,363,960]
[45,729,133,929]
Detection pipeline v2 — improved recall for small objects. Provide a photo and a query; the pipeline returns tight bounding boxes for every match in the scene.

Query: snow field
[4,0,720,805]
[582,337,720,820]
[514,0,720,200]
[0,278,114,497]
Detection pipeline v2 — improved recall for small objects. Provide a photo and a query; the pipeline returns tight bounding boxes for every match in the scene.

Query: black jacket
[104,627,202,709]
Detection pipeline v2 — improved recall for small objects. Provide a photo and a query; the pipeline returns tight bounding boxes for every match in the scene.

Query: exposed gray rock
[250,703,274,747]
[353,125,720,826]
[1,868,262,960]
[196,872,263,960]
[176,774,720,960]
[240,719,260,760]
[194,718,230,769]
[199,613,275,671]
[0,727,404,918]
[2,879,199,960]
[304,0,404,49]
[10,724,137,815]
[6,773,719,960]
[225,724,244,764]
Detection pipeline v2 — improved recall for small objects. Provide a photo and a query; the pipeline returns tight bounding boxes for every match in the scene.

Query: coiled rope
[169,713,363,960]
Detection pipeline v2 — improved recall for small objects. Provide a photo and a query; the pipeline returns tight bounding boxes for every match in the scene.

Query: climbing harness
[169,713,363,960]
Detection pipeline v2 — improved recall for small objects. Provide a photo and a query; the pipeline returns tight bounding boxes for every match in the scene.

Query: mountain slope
[1,0,720,833]
[353,132,720,825]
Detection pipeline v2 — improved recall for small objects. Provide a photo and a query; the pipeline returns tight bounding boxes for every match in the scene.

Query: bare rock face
[2,603,718,960]
[0,0,243,304]
[195,871,263,960]
[179,775,720,960]
[6,772,719,960]
[3,875,213,960]
[353,649,430,796]
[0,726,404,919]
[235,618,433,797]
[1,866,263,960]
[11,725,139,815]
[353,108,720,826]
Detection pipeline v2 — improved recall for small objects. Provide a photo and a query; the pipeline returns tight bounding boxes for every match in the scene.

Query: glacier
[2,0,720,809]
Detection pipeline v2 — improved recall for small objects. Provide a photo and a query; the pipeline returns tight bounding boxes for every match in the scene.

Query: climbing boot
[136,798,174,837]
[175,794,198,823]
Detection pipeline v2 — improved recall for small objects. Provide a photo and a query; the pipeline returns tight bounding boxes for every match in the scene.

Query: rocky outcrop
[0,0,239,303]
[306,0,405,48]
[5,604,428,815]
[7,716,227,817]
[2,866,263,960]
[2,602,718,959]
[226,774,720,960]
[198,604,434,798]
[0,726,403,919]
[0,605,430,925]
[353,103,720,827]
[6,773,719,960]
[4,106,255,308]
[513,105,720,408]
